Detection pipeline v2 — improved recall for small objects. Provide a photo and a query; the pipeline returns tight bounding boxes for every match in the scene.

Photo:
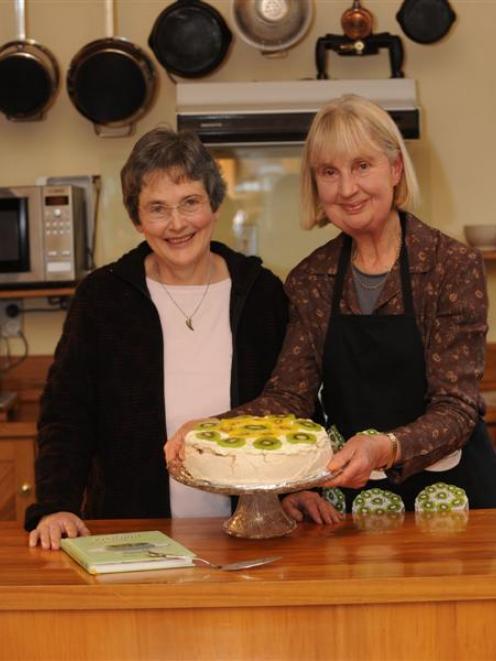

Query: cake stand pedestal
[169,463,332,539]
[223,491,296,538]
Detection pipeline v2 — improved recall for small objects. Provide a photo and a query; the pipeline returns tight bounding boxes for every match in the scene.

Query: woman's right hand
[164,418,201,465]
[28,512,90,551]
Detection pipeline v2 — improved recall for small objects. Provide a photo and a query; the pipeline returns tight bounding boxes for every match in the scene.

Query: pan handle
[104,0,115,38]
[15,0,26,40]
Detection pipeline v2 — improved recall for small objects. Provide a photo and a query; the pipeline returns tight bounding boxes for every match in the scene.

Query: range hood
[176,79,420,145]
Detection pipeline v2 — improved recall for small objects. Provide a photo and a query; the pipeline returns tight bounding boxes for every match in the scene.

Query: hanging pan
[148,0,232,78]
[0,0,59,121]
[231,0,313,54]
[396,0,456,45]
[67,0,157,137]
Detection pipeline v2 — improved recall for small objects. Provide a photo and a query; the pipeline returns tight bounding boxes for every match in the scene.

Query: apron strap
[331,234,352,315]
[398,211,415,316]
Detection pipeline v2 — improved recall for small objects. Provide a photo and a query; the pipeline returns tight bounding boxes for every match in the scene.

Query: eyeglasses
[140,194,209,224]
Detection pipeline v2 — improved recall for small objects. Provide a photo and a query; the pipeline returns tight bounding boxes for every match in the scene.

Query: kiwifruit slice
[217,437,246,449]
[241,423,271,431]
[196,431,221,442]
[253,436,282,451]
[196,420,220,430]
[295,419,322,431]
[286,432,317,444]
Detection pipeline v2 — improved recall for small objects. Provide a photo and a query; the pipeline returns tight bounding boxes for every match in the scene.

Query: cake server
[147,551,281,571]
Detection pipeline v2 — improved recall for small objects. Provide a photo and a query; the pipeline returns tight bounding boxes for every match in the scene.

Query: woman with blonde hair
[168,95,496,521]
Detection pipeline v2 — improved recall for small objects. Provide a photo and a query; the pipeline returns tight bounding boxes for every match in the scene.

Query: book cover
[61,530,196,575]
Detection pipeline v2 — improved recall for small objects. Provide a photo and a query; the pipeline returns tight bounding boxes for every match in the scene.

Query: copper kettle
[341,0,373,41]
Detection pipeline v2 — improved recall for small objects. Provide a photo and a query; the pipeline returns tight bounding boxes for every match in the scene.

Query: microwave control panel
[42,185,86,281]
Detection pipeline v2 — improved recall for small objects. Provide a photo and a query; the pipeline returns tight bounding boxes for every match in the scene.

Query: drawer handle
[19,483,32,496]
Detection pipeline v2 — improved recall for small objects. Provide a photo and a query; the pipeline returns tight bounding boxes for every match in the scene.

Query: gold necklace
[154,257,212,331]
[351,231,402,275]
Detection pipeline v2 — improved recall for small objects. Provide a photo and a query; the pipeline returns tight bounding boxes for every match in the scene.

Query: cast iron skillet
[148,0,232,78]
[67,37,157,133]
[0,0,59,120]
[396,0,456,44]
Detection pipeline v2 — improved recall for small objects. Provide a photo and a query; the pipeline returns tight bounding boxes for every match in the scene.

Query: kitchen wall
[1,0,495,354]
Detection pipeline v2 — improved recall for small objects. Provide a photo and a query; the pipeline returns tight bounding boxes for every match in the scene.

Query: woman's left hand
[322,433,392,488]
[282,490,344,524]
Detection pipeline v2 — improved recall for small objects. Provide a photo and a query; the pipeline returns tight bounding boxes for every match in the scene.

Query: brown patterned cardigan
[232,214,488,483]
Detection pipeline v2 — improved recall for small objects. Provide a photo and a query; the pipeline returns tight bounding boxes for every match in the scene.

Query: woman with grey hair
[169,95,496,520]
[26,127,289,549]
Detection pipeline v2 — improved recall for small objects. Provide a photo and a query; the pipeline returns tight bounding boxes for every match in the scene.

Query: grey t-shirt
[351,264,388,314]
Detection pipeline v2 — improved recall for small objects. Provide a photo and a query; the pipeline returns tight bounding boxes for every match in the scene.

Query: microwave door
[0,198,30,272]
[0,186,45,286]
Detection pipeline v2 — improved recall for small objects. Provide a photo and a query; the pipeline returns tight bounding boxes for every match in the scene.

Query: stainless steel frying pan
[0,0,59,121]
[67,0,157,136]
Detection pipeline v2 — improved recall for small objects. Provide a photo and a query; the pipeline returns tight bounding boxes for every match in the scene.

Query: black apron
[321,214,496,511]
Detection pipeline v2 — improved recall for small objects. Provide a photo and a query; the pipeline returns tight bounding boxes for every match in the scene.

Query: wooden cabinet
[0,424,36,522]
[0,358,49,524]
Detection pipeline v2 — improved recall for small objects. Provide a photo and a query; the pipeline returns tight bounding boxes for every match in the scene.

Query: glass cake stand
[168,461,333,539]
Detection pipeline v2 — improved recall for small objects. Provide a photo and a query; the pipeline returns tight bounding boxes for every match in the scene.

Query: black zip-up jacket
[25,241,288,530]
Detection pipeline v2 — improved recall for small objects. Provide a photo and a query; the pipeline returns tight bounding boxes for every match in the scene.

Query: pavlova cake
[184,414,333,486]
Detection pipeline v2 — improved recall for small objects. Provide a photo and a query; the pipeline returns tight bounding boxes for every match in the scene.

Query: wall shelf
[0,288,75,300]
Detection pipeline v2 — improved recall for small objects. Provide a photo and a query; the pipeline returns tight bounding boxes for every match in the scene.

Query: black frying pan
[67,0,157,134]
[148,0,232,78]
[0,0,59,120]
[396,0,456,44]
[67,38,156,132]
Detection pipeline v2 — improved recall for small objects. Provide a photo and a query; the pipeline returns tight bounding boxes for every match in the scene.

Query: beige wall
[1,0,495,354]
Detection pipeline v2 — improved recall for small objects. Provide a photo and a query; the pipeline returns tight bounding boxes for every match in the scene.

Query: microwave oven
[0,184,87,289]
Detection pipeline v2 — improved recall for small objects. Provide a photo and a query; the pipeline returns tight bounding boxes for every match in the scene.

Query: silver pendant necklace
[351,265,388,290]
[154,257,212,331]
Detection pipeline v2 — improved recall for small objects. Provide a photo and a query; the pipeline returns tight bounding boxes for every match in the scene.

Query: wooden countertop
[3,514,496,660]
[2,511,496,612]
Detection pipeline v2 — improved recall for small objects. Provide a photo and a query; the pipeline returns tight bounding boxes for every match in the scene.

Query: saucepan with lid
[0,0,60,120]
[67,0,157,136]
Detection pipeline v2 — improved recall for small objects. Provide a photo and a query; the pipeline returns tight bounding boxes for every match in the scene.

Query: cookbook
[61,530,195,575]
